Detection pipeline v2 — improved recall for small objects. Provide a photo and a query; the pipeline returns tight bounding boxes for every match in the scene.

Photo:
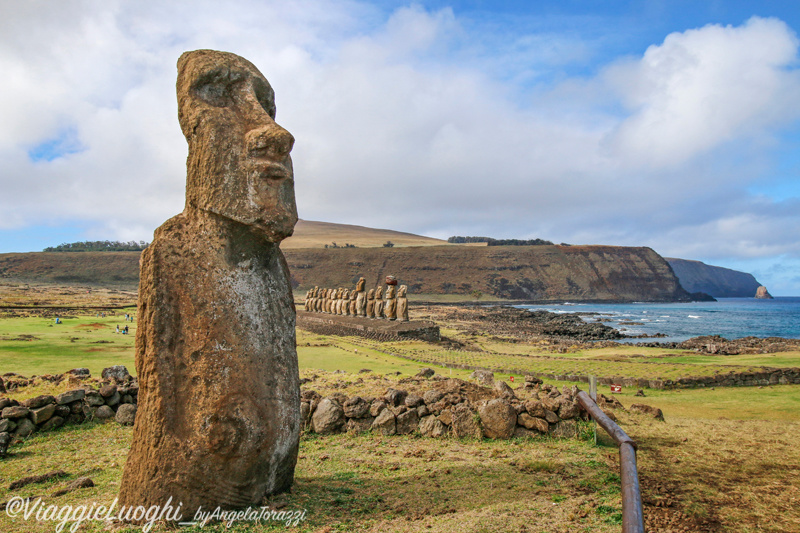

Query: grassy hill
[281,220,449,249]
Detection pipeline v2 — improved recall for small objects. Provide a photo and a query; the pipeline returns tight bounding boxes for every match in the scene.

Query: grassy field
[3,292,800,532]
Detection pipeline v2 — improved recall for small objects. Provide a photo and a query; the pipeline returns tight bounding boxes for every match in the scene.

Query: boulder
[630,403,664,421]
[0,418,16,433]
[99,384,118,398]
[422,390,443,405]
[558,401,580,420]
[0,398,13,410]
[493,381,516,399]
[2,406,30,420]
[311,399,345,434]
[40,416,64,431]
[415,368,435,379]
[105,392,122,407]
[451,404,481,439]
[513,427,537,438]
[755,286,773,299]
[0,431,10,456]
[115,404,138,426]
[416,404,430,418]
[550,419,578,438]
[369,399,388,417]
[22,395,55,410]
[478,399,517,439]
[101,365,131,382]
[346,417,374,433]
[517,413,549,433]
[419,415,447,437]
[31,404,57,425]
[56,389,85,405]
[470,370,494,386]
[543,409,560,424]
[85,391,105,406]
[299,402,311,427]
[384,388,407,407]
[396,409,419,435]
[404,393,424,408]
[68,368,91,378]
[95,405,115,420]
[371,409,396,435]
[343,396,370,419]
[524,400,546,419]
[14,418,36,438]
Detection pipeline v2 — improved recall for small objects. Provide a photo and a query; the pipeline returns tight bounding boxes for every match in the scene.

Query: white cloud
[1,4,799,290]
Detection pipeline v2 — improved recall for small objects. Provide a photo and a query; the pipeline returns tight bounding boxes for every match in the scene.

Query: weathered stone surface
[418,415,447,437]
[343,396,370,419]
[102,365,131,382]
[0,418,15,433]
[54,405,71,418]
[369,399,388,417]
[513,427,537,439]
[40,416,64,432]
[0,398,13,410]
[558,401,580,420]
[416,368,435,379]
[52,477,95,497]
[115,404,138,426]
[85,391,105,407]
[524,400,546,418]
[540,397,561,412]
[23,395,55,410]
[14,418,36,437]
[470,370,494,386]
[397,285,409,322]
[630,403,665,421]
[95,405,115,420]
[493,381,516,399]
[312,399,345,434]
[119,50,300,516]
[105,392,121,407]
[346,417,374,433]
[56,390,85,405]
[451,404,481,439]
[478,399,517,439]
[404,393,424,408]
[384,388,407,406]
[300,402,311,427]
[396,409,419,435]
[372,409,396,435]
[517,413,549,433]
[437,409,453,426]
[543,409,560,424]
[416,404,430,418]
[423,390,443,405]
[2,406,30,419]
[755,286,773,299]
[31,404,57,424]
[68,368,91,377]
[99,384,117,398]
[0,431,10,456]
[550,419,578,438]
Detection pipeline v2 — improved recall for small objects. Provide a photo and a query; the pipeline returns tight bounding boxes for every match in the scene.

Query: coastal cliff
[1,245,690,302]
[287,245,690,302]
[666,258,762,298]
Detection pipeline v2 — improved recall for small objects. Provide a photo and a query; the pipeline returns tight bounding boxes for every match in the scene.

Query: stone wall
[0,366,138,457]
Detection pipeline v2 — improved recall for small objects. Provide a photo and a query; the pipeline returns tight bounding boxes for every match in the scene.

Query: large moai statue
[349,288,358,315]
[366,289,376,318]
[375,285,385,318]
[341,288,350,315]
[384,276,398,321]
[120,50,300,516]
[397,284,409,322]
[355,277,367,317]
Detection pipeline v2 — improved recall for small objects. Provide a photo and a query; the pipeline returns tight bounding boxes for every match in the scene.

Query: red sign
[509,376,515,382]
[610,384,622,393]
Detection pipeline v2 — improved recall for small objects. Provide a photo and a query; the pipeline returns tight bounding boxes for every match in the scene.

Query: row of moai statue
[304,276,409,322]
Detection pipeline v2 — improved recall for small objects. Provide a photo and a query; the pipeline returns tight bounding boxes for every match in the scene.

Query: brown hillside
[0,245,689,302]
[281,219,448,249]
[286,244,690,302]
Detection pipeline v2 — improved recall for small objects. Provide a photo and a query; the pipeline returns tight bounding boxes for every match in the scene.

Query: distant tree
[471,290,483,300]
[486,238,553,246]
[43,240,149,252]
[447,236,492,243]
[383,241,395,248]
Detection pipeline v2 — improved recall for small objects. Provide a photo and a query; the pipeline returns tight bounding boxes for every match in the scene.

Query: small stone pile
[301,372,591,440]
[0,365,138,457]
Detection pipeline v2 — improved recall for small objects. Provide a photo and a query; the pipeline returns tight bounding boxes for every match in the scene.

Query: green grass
[0,312,136,377]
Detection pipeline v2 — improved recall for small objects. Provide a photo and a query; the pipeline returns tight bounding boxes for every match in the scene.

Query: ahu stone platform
[296,311,440,342]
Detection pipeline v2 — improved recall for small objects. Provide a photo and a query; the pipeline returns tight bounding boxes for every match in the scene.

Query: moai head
[356,277,366,292]
[398,285,407,297]
[367,289,375,300]
[177,49,297,242]
[375,286,384,299]
[342,289,349,299]
[350,289,357,301]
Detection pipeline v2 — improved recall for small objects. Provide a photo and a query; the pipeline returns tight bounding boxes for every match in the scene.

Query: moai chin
[119,50,300,518]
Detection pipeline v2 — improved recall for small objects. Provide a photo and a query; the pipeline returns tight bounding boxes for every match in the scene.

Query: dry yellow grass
[280,220,449,249]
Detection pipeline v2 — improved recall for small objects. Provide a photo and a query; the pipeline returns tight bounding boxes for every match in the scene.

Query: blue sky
[1,0,800,294]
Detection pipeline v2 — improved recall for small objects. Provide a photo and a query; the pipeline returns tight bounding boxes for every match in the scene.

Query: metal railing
[576,390,644,533]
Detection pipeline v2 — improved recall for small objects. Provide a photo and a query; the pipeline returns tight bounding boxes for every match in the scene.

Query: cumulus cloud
[1,3,799,290]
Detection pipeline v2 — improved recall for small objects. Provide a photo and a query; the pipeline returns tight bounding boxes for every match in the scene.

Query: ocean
[517,297,800,343]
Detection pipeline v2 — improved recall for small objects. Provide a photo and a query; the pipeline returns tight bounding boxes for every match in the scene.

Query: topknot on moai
[120,50,300,518]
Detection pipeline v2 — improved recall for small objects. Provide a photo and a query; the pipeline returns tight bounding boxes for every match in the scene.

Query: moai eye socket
[252,78,277,119]
[192,67,245,107]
